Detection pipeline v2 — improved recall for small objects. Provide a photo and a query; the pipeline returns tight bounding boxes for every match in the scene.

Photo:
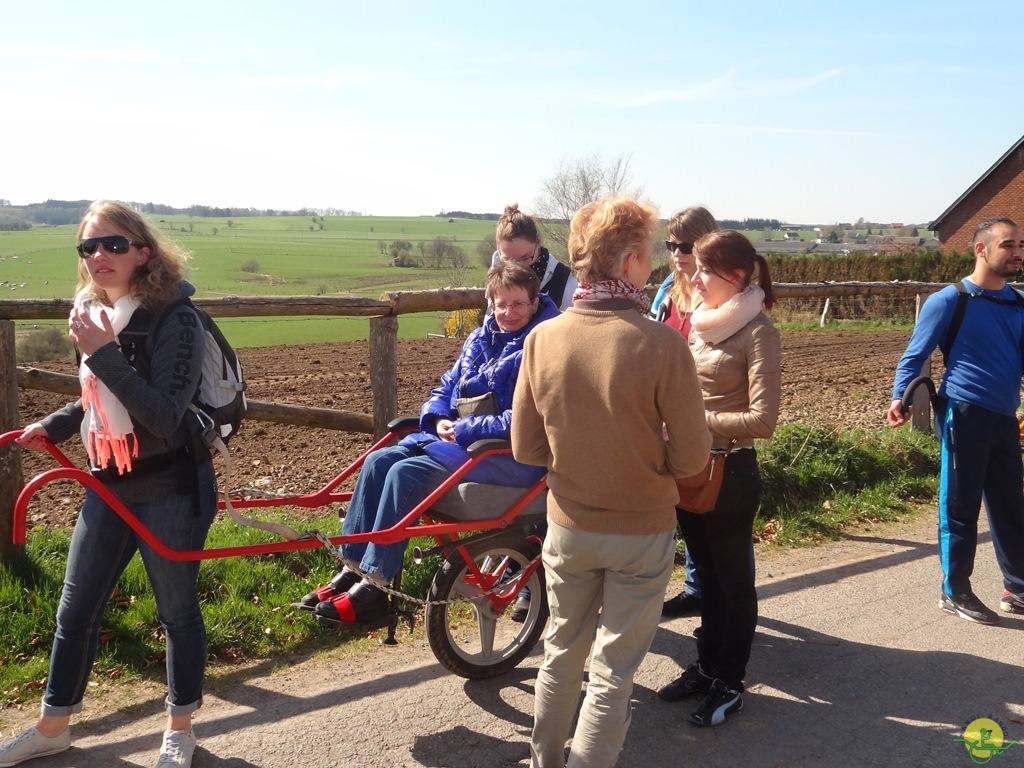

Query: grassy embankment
[0,423,939,708]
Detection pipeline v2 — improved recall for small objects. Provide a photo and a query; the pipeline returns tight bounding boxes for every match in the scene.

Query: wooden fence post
[910,292,932,432]
[368,315,399,438]
[0,319,24,560]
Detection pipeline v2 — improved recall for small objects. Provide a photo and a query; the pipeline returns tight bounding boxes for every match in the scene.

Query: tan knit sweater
[512,298,711,535]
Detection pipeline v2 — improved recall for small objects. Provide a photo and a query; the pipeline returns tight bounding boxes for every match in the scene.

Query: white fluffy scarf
[690,285,765,344]
[76,292,141,474]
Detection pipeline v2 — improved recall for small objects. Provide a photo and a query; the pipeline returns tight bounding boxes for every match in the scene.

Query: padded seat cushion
[429,483,547,524]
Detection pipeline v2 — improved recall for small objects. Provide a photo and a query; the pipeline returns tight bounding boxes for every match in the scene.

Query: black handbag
[455,391,500,418]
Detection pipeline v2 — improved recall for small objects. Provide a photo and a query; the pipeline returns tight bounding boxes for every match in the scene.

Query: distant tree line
[1,199,92,227]
[719,218,782,231]
[437,211,502,221]
[0,199,367,228]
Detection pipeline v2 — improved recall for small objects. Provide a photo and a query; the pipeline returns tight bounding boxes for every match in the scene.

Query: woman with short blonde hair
[513,194,711,767]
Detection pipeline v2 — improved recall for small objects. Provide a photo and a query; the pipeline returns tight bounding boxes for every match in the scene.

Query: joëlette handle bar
[899,375,937,415]
[1,423,548,562]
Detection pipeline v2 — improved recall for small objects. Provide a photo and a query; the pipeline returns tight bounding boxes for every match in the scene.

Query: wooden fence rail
[0,281,960,558]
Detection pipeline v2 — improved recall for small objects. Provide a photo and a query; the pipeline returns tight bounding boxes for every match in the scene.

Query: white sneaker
[0,726,71,767]
[155,729,197,767]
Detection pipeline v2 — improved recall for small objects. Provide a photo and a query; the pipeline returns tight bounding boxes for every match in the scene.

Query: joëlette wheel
[425,531,547,679]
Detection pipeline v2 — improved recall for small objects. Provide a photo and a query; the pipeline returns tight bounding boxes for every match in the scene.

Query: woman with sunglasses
[512,195,710,767]
[656,230,781,727]
[490,203,578,310]
[1,201,216,767]
[650,206,720,621]
[296,260,560,627]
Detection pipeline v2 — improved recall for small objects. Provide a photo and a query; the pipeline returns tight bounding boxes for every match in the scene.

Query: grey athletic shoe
[1000,590,1024,615]
[0,727,71,767]
[155,729,196,767]
[940,592,999,625]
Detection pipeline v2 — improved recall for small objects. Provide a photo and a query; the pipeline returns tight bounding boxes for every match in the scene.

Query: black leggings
[676,448,761,690]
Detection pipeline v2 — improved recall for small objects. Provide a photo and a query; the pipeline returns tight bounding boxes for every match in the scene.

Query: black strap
[939,283,969,367]
[89,446,191,483]
[543,252,572,308]
[940,281,1024,366]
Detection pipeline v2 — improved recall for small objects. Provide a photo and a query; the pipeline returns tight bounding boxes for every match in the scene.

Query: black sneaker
[1000,590,1024,615]
[509,595,530,623]
[940,592,999,625]
[662,591,701,619]
[315,580,390,625]
[658,663,712,701]
[689,679,743,727]
[293,568,361,611]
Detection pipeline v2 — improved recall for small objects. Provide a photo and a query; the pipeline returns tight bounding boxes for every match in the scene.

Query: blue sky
[4,0,1023,226]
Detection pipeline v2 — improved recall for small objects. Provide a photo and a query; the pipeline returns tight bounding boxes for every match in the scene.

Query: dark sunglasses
[76,235,142,258]
[664,240,694,255]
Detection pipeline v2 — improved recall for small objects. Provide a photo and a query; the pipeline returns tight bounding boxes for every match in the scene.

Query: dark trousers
[676,448,760,691]
[937,400,1024,596]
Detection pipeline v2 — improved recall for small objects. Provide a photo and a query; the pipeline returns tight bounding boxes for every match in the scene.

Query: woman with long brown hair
[657,230,781,727]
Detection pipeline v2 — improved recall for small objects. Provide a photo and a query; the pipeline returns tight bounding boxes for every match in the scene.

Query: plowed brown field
[14,328,915,530]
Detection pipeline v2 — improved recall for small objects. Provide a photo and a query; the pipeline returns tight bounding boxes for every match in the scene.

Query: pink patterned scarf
[76,292,141,474]
[572,279,651,314]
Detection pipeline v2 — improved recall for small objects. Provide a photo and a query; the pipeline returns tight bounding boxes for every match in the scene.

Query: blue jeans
[341,446,451,583]
[683,546,701,596]
[42,460,217,718]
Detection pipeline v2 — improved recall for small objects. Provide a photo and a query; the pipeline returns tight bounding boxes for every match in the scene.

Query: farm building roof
[929,133,1024,230]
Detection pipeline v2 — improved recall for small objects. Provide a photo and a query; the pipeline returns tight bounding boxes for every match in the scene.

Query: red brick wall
[937,146,1024,252]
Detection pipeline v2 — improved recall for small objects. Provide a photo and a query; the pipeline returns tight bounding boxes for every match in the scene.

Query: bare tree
[428,236,461,270]
[439,244,475,337]
[440,244,471,289]
[476,234,497,268]
[533,152,645,255]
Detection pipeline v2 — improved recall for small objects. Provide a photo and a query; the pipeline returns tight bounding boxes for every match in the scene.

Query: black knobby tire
[425,532,548,679]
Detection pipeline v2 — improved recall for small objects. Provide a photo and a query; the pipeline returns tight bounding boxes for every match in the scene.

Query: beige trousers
[531,521,675,768]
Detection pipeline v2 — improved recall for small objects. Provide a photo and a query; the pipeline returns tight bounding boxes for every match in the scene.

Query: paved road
[2,513,1021,767]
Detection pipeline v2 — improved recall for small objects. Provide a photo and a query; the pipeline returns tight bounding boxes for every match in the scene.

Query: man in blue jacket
[887,217,1024,624]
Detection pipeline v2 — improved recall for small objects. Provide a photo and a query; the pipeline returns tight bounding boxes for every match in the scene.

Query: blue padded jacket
[399,293,561,485]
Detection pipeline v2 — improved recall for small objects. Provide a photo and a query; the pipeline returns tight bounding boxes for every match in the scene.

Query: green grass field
[0,214,502,345]
[3,213,888,347]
